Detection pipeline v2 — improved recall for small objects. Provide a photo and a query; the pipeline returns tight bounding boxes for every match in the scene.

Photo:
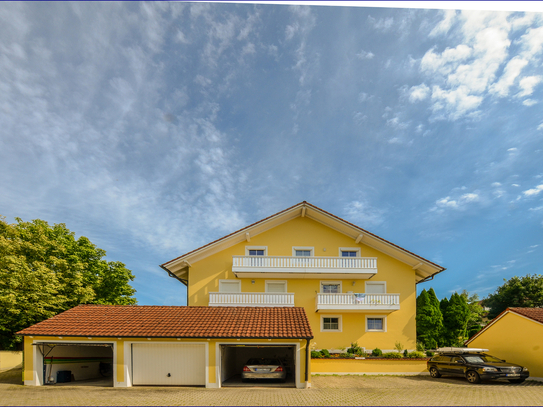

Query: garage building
[17,305,313,388]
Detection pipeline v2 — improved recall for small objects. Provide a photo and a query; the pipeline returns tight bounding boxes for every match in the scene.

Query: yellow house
[161,201,444,376]
[465,307,543,380]
[18,201,444,388]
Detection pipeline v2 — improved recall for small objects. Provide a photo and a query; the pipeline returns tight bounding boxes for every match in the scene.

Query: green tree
[416,289,443,349]
[441,292,470,346]
[0,216,137,349]
[460,290,486,338]
[482,274,543,319]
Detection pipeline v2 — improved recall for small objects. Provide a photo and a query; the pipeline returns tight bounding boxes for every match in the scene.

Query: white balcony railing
[233,256,377,270]
[316,293,400,312]
[209,292,295,307]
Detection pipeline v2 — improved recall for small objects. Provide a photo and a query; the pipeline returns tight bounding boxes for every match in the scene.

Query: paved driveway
[2,368,543,406]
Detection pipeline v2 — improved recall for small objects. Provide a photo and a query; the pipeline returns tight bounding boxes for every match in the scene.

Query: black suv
[427,351,529,384]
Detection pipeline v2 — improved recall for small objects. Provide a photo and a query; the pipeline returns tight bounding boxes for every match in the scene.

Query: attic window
[249,250,264,256]
[245,246,267,256]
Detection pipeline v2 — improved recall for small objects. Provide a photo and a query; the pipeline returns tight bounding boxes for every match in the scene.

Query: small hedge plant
[371,348,383,357]
[407,351,425,358]
[320,349,330,358]
[382,352,403,359]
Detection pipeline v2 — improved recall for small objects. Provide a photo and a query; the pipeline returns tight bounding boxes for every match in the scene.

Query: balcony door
[266,281,287,293]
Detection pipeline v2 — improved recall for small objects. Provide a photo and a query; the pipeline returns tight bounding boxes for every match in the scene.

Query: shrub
[394,341,404,353]
[383,352,403,359]
[426,351,434,357]
[355,348,365,356]
[371,348,382,357]
[311,351,323,358]
[416,342,425,352]
[407,351,425,359]
[320,349,330,358]
[403,349,408,357]
[340,353,354,358]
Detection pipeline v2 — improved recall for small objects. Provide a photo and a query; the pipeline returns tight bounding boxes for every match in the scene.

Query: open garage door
[132,343,205,386]
[220,345,296,388]
[36,343,113,387]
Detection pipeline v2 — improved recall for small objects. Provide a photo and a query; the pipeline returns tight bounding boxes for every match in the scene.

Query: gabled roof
[465,307,543,345]
[161,201,445,283]
[16,304,313,339]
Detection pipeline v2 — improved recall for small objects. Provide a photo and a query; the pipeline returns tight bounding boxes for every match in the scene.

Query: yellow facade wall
[468,312,543,379]
[0,350,23,370]
[187,216,417,352]
[311,358,428,374]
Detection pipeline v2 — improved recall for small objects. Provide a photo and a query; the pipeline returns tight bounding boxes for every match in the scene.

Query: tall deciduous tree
[482,274,543,319]
[460,290,485,338]
[0,217,137,349]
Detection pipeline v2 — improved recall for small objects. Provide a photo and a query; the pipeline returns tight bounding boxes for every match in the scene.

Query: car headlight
[523,367,529,372]
[482,367,498,372]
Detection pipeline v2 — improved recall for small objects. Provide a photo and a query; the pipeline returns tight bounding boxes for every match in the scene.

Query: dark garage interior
[220,344,296,387]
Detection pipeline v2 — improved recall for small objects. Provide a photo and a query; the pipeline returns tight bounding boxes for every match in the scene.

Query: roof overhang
[161,201,445,283]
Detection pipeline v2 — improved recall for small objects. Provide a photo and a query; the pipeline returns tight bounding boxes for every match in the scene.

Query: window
[365,281,386,294]
[321,315,342,332]
[339,247,360,257]
[245,246,267,256]
[265,281,287,293]
[292,247,314,256]
[365,315,387,332]
[367,318,383,330]
[321,281,342,293]
[219,280,241,293]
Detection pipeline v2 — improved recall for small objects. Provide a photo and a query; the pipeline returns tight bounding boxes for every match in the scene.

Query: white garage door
[132,343,206,386]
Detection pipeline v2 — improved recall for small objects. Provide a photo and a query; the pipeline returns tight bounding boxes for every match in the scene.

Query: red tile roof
[508,307,543,324]
[16,305,313,339]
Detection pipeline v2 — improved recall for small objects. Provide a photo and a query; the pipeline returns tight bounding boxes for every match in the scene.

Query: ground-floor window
[321,315,342,332]
[365,315,386,332]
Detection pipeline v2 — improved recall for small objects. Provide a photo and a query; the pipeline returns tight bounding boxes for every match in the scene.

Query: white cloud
[409,83,430,102]
[489,57,528,97]
[356,50,374,60]
[523,184,543,197]
[431,190,481,212]
[429,9,457,37]
[491,182,501,187]
[517,75,542,97]
[343,200,385,226]
[367,15,394,31]
[431,85,483,119]
[523,99,538,106]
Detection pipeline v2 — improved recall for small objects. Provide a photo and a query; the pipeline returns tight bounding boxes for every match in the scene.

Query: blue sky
[1,2,542,305]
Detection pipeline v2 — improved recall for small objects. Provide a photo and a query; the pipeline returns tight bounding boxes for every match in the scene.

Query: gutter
[159,264,188,286]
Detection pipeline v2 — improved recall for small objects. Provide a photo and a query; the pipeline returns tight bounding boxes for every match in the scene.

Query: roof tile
[508,307,543,324]
[16,305,313,339]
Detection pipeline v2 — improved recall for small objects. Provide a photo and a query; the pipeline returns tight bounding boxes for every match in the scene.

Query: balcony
[209,292,295,307]
[316,293,400,312]
[232,256,377,279]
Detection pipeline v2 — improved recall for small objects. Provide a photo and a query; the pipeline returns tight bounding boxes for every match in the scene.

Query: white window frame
[338,247,361,257]
[265,280,288,293]
[292,246,314,257]
[218,279,241,293]
[320,314,342,332]
[365,315,387,332]
[320,280,342,294]
[365,281,387,293]
[245,246,268,256]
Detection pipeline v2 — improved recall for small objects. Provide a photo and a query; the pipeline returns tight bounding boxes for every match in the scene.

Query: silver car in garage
[242,358,287,382]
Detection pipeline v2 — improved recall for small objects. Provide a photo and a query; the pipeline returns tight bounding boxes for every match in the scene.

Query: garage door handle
[167,373,171,377]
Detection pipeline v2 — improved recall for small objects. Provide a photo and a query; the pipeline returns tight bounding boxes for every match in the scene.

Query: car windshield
[463,354,504,364]
[246,358,280,365]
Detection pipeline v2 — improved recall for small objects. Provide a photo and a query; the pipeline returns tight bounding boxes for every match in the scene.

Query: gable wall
[468,312,543,378]
[187,216,417,351]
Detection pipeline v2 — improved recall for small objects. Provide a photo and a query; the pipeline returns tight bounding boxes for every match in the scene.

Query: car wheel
[466,371,481,384]
[508,379,525,384]
[429,367,441,378]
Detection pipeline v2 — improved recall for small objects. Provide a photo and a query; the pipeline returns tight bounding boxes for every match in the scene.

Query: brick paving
[1,368,543,406]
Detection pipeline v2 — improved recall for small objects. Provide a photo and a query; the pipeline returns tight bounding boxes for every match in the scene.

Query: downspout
[159,264,188,286]
[305,338,310,389]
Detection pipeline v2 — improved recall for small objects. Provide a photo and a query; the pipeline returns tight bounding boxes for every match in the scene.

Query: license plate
[506,374,520,377]
[255,368,270,372]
